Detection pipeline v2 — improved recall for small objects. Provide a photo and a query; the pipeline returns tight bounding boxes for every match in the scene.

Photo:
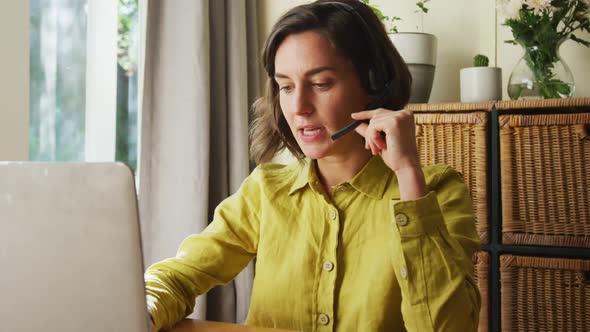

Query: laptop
[0,162,150,331]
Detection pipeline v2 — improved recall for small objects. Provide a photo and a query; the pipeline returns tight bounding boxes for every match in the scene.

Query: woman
[146,0,480,331]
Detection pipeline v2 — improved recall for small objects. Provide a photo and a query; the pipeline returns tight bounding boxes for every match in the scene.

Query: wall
[2,1,588,162]
[0,0,29,160]
[258,0,590,103]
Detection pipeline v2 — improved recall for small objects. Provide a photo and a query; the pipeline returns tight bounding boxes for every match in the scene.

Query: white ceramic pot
[460,67,502,102]
[388,33,437,103]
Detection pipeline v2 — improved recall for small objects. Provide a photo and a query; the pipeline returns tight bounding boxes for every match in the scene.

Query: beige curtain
[138,0,260,323]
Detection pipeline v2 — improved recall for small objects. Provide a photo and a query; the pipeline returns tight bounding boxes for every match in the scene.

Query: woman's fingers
[366,128,386,155]
[372,128,386,150]
[354,122,377,154]
[352,108,420,171]
[351,109,380,120]
[368,134,381,155]
[353,108,410,155]
[354,122,368,137]
[353,113,388,154]
[354,123,372,152]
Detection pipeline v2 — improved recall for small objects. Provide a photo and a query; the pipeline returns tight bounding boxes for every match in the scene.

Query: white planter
[388,33,437,103]
[460,67,502,102]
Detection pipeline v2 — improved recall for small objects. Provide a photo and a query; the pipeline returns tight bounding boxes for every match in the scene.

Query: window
[116,0,139,171]
[29,0,139,172]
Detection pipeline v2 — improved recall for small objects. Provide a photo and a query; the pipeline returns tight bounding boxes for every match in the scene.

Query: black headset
[319,1,394,140]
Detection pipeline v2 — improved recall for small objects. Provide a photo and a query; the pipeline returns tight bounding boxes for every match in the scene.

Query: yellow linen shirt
[145,156,481,331]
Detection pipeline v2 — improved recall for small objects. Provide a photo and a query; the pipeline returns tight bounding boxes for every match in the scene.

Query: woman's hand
[352,108,420,172]
[352,108,428,200]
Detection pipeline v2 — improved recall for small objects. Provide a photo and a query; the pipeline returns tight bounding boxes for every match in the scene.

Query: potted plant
[497,0,590,100]
[460,54,503,102]
[362,0,437,103]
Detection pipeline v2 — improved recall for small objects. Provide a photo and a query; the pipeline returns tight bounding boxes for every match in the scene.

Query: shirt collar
[348,155,393,199]
[288,155,393,199]
[289,159,314,195]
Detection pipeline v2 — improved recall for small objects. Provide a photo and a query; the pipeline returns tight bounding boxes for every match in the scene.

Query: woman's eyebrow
[274,66,336,79]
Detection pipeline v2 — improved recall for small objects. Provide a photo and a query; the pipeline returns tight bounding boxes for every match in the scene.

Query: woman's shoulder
[254,161,300,173]
[252,160,302,176]
[247,160,305,189]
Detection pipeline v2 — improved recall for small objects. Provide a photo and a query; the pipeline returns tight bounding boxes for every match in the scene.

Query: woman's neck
[315,148,372,192]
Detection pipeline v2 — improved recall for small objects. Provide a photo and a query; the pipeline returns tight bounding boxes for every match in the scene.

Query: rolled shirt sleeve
[390,166,481,331]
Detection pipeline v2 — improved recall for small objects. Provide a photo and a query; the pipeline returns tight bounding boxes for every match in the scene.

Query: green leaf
[555,83,571,95]
[513,85,522,100]
[540,84,555,98]
[416,2,429,14]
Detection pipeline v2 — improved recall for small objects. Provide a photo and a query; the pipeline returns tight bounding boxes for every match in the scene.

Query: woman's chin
[300,146,329,160]
[299,140,362,160]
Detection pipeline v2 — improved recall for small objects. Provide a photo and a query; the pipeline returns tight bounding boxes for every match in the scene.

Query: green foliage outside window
[116,0,139,172]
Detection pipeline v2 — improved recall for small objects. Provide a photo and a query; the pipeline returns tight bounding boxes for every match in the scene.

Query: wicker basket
[500,254,590,332]
[473,251,490,332]
[496,98,590,248]
[408,102,492,243]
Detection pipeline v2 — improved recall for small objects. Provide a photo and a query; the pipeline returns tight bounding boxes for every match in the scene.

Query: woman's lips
[299,127,325,142]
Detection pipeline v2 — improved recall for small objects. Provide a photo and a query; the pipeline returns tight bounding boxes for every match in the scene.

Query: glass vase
[507,40,575,100]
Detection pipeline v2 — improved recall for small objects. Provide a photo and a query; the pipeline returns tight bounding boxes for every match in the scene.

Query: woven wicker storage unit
[408,102,491,243]
[500,255,590,332]
[473,251,490,332]
[496,98,590,248]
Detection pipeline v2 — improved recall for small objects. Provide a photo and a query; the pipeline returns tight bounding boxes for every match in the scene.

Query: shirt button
[318,313,330,325]
[328,210,337,220]
[395,213,409,226]
[323,261,334,272]
[400,266,408,279]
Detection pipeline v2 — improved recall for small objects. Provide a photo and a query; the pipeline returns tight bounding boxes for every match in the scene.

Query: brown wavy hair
[249,0,412,164]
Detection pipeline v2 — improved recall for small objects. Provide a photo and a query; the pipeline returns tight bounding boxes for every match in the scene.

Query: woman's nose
[293,86,313,115]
